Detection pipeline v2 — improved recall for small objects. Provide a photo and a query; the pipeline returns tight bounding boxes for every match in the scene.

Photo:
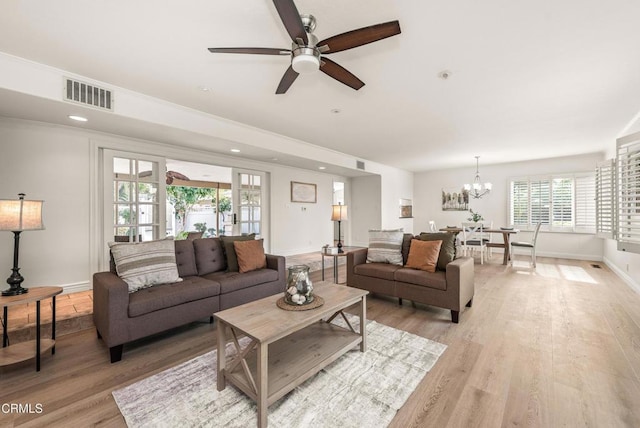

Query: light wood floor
[2,256,640,427]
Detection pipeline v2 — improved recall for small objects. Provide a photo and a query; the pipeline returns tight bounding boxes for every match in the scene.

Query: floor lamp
[0,193,45,296]
[331,203,348,253]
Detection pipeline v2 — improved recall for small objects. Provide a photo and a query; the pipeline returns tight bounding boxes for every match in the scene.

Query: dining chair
[510,222,542,267]
[461,222,488,264]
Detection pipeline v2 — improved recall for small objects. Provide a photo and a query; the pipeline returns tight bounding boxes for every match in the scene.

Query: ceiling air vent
[63,77,113,111]
[356,160,365,170]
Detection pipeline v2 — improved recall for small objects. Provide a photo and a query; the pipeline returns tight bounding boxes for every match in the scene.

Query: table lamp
[0,193,45,296]
[331,203,348,253]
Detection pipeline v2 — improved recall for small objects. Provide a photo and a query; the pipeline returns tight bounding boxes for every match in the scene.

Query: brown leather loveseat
[347,233,474,323]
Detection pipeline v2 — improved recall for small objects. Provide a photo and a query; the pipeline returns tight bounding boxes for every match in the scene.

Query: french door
[231,169,268,249]
[101,150,166,264]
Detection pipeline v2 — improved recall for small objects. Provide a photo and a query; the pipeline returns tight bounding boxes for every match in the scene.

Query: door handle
[233,213,237,225]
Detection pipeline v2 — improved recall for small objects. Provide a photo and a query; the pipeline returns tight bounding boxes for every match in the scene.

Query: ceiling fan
[208,0,401,94]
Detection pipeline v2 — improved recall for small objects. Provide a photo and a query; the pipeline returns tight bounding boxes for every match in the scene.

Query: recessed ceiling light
[438,70,452,80]
[271,157,279,161]
[68,115,88,122]
[230,149,241,153]
[198,86,212,92]
[318,166,327,170]
[330,109,341,114]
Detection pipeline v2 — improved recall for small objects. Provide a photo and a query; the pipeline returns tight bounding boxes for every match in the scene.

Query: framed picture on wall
[291,181,317,203]
[442,187,469,211]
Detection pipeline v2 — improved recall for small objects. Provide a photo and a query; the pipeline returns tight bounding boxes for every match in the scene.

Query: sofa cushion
[417,232,457,271]
[366,229,404,265]
[174,239,198,277]
[401,233,413,265]
[193,238,227,275]
[234,239,267,273]
[220,234,256,272]
[405,239,442,273]
[354,262,402,281]
[109,239,182,293]
[128,276,221,317]
[394,268,447,291]
[203,269,279,294]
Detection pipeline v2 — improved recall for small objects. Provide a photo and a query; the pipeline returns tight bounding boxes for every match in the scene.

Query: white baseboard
[59,281,92,294]
[604,256,640,295]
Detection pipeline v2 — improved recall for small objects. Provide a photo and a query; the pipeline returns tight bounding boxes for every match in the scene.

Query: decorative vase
[285,265,314,305]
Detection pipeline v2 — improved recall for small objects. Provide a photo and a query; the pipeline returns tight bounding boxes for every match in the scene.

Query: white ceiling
[1,0,639,172]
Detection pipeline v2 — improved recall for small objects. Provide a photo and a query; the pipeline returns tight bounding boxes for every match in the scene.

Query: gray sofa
[93,237,285,363]
[347,233,474,323]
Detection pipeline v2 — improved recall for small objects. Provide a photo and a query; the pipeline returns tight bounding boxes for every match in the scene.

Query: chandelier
[464,156,492,199]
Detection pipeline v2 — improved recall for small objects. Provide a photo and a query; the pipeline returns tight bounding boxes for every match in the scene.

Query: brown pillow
[405,239,442,273]
[417,232,456,270]
[220,233,256,272]
[234,239,267,273]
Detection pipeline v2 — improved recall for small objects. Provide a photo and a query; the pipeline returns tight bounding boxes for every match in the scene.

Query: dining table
[439,227,520,265]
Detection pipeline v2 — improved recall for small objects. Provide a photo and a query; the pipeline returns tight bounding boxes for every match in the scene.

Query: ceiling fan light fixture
[291,47,320,74]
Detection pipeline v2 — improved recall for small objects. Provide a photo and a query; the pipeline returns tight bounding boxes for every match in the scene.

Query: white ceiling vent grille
[63,77,113,111]
[356,160,365,170]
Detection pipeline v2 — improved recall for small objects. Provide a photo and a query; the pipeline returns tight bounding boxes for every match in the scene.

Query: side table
[1,286,63,371]
[321,246,364,284]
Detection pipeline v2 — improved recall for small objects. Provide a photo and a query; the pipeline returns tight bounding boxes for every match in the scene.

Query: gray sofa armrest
[92,271,130,347]
[445,256,475,308]
[346,248,368,284]
[266,254,285,281]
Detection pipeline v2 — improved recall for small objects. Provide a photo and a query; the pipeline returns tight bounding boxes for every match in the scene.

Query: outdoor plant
[467,209,484,222]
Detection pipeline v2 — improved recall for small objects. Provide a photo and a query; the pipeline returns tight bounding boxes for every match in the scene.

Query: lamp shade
[331,204,348,222]
[0,195,44,231]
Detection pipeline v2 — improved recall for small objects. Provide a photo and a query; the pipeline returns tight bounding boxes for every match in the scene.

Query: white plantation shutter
[530,179,550,226]
[575,174,596,233]
[595,159,615,238]
[510,179,529,225]
[509,173,595,233]
[552,177,573,229]
[617,133,640,253]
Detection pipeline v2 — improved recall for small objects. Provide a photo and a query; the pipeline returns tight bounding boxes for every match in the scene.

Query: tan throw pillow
[405,239,442,273]
[108,239,182,293]
[234,239,267,273]
[367,229,404,265]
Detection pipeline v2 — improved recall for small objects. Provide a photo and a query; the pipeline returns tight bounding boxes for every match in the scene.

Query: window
[595,159,615,238]
[509,173,596,233]
[617,133,640,253]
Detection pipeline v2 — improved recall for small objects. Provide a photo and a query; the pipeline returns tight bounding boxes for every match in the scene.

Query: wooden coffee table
[214,281,368,428]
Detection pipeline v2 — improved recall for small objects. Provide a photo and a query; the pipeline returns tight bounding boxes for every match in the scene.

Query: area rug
[112,317,446,428]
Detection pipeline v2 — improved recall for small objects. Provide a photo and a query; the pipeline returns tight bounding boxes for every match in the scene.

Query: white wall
[413,153,605,261]
[0,118,406,291]
[351,175,382,247]
[0,120,91,292]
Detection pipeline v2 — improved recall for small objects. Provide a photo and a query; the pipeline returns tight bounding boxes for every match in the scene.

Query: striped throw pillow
[367,229,404,265]
[109,239,182,293]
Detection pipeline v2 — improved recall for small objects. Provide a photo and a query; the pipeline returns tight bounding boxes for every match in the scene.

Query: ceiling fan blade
[208,47,291,55]
[272,0,308,45]
[276,65,299,94]
[318,20,401,54]
[319,58,364,90]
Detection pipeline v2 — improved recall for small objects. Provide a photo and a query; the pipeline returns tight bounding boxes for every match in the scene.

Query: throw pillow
[405,239,442,273]
[367,229,404,265]
[417,232,456,270]
[234,239,267,273]
[108,239,182,293]
[220,233,256,272]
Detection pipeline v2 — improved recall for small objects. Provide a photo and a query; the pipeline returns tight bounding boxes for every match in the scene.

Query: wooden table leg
[52,295,56,355]
[217,321,227,391]
[502,232,510,265]
[333,256,339,283]
[360,295,367,352]
[321,255,325,281]
[257,342,268,427]
[36,300,41,372]
[2,306,7,348]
